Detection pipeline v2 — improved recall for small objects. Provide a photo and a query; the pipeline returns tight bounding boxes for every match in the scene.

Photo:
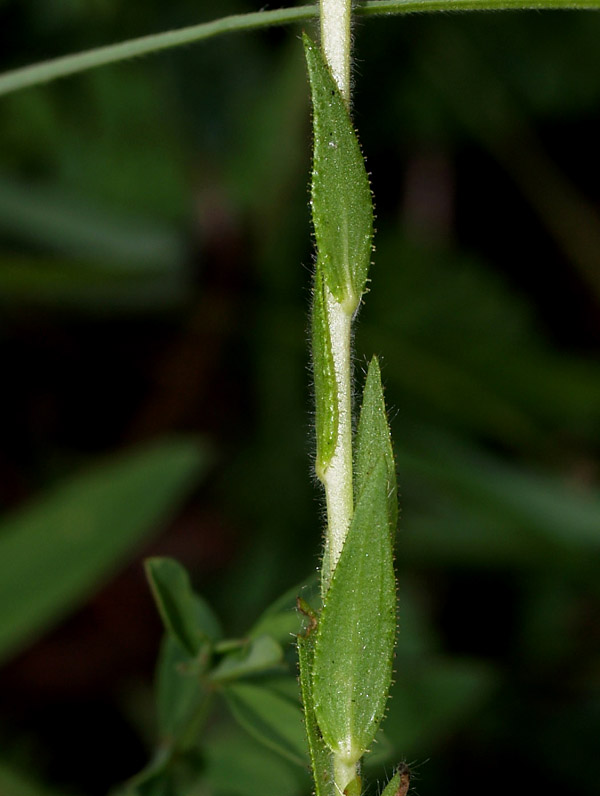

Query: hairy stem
[318,4,361,793]
[321,292,354,594]
[318,0,355,592]
[320,0,353,103]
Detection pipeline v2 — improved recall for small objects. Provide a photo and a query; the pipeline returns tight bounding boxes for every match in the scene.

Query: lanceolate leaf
[303,33,373,312]
[312,458,396,764]
[145,557,220,656]
[298,631,336,796]
[355,356,398,532]
[312,263,339,478]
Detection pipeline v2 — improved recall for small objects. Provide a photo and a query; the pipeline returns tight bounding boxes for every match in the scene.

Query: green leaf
[0,255,187,314]
[223,679,308,766]
[0,438,207,664]
[384,658,497,756]
[0,175,183,268]
[312,458,396,764]
[211,635,284,682]
[145,557,220,656]
[355,355,398,532]
[0,760,69,796]
[298,632,336,796]
[312,264,339,477]
[303,33,374,311]
[156,635,210,745]
[203,727,306,796]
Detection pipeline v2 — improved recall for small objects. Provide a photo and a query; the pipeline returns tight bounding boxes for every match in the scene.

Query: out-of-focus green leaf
[211,635,284,682]
[364,237,600,448]
[0,175,184,267]
[0,438,208,663]
[0,256,187,314]
[203,726,306,796]
[313,458,396,764]
[223,679,307,766]
[399,430,600,553]
[0,761,69,796]
[304,33,373,311]
[248,574,320,644]
[156,635,211,744]
[384,658,498,757]
[145,557,219,656]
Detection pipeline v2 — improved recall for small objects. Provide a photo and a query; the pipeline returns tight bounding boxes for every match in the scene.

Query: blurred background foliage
[0,1,599,795]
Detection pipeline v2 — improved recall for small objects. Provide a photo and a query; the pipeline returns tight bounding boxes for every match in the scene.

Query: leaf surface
[155,635,210,744]
[312,458,396,763]
[223,680,308,766]
[211,635,284,682]
[312,263,339,476]
[355,356,398,531]
[145,556,220,656]
[304,34,373,311]
[298,631,336,796]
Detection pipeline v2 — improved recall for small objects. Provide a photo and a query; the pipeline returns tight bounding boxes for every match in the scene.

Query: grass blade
[0,438,207,663]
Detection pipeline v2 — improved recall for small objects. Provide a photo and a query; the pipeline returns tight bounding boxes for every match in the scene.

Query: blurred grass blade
[0,256,188,314]
[313,458,396,763]
[0,176,183,268]
[401,430,600,550]
[145,557,220,655]
[223,680,308,766]
[0,438,207,663]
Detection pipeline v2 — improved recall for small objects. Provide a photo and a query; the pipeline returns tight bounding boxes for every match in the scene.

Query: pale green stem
[318,4,361,794]
[321,290,354,594]
[334,755,360,795]
[2,1,600,98]
[318,0,356,593]
[320,0,353,103]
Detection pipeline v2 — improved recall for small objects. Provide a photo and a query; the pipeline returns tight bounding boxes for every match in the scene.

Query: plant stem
[321,294,354,593]
[317,4,361,793]
[3,1,599,99]
[320,0,353,103]
[318,0,355,593]
[359,0,600,13]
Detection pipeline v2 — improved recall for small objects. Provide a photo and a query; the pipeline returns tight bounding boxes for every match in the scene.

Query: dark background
[0,2,599,795]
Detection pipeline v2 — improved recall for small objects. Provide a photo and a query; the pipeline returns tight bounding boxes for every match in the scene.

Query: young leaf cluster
[130,558,318,793]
